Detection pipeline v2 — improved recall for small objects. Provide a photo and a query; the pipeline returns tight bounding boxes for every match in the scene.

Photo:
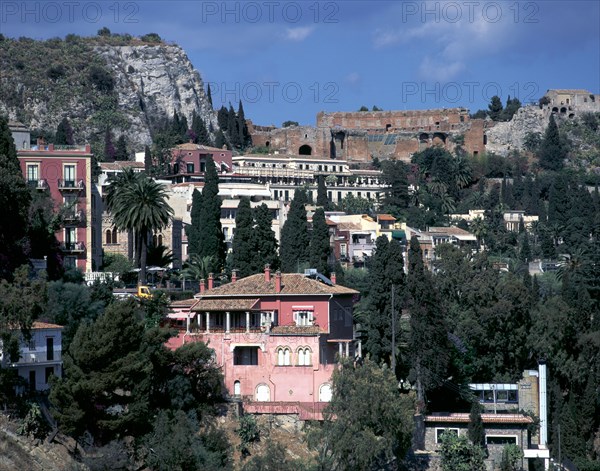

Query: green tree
[251,203,279,272]
[144,145,152,172]
[191,110,210,146]
[309,208,331,275]
[316,175,329,209]
[104,128,116,161]
[0,116,31,277]
[187,189,203,256]
[214,129,226,149]
[337,194,373,215]
[500,444,523,471]
[501,96,521,122]
[227,104,240,148]
[407,236,449,410]
[539,114,566,171]
[232,197,255,278]
[107,173,173,284]
[180,254,215,283]
[207,83,213,108]
[194,156,226,272]
[55,117,74,145]
[237,100,250,149]
[468,401,486,449]
[282,120,299,128]
[217,106,228,131]
[380,159,410,215]
[241,440,306,471]
[308,358,414,471]
[439,432,486,471]
[114,134,128,161]
[280,189,309,272]
[488,95,504,121]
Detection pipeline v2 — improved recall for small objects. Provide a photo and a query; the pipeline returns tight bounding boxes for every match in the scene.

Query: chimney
[331,272,337,285]
[264,265,271,283]
[208,273,214,290]
[539,361,548,447]
[199,279,205,294]
[232,269,238,283]
[275,271,282,293]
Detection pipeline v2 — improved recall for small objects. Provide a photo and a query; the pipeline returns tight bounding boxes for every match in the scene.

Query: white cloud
[345,72,361,85]
[284,26,315,42]
[418,57,465,82]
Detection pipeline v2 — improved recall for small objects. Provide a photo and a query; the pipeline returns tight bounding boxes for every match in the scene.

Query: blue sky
[2,1,599,126]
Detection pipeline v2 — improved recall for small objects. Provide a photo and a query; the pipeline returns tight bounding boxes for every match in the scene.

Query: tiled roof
[193,298,259,311]
[100,161,145,170]
[170,298,198,308]
[428,226,473,236]
[174,143,228,152]
[32,322,63,330]
[377,214,396,221]
[194,273,358,299]
[425,413,533,424]
[336,222,363,231]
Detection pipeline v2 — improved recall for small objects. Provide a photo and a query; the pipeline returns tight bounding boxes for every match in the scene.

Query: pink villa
[167,267,360,419]
[17,138,97,272]
[170,142,233,179]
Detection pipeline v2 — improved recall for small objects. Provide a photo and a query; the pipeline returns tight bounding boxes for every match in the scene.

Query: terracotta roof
[270,325,321,335]
[425,413,533,425]
[100,161,145,170]
[174,143,228,152]
[32,322,63,330]
[325,218,337,226]
[377,214,396,221]
[336,222,363,231]
[193,298,259,311]
[170,298,198,308]
[192,273,358,301]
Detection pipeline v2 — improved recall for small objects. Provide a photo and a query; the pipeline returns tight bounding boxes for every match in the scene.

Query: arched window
[298,348,305,366]
[256,383,270,401]
[283,348,290,365]
[158,234,163,246]
[278,348,284,365]
[233,380,241,396]
[297,347,312,366]
[319,383,332,402]
[277,347,291,366]
[112,228,118,244]
[105,229,112,245]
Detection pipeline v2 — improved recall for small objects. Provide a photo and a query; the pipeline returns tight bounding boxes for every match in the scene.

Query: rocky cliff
[0,35,216,151]
[485,105,546,155]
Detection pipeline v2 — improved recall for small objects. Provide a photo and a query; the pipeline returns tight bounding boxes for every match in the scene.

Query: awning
[392,230,406,240]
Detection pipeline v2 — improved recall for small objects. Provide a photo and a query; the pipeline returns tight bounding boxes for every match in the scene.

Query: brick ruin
[248,108,494,164]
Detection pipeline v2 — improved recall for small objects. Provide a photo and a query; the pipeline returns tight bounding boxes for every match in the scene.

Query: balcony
[27,179,48,190]
[58,179,85,191]
[61,241,85,253]
[63,209,86,224]
[13,350,62,364]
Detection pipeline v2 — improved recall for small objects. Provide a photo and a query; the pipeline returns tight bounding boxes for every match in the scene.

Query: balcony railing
[61,241,85,253]
[27,179,48,190]
[58,179,85,191]
[13,350,62,364]
[63,209,86,224]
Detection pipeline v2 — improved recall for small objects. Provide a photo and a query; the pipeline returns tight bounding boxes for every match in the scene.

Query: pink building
[167,267,359,419]
[17,140,96,272]
[170,142,233,178]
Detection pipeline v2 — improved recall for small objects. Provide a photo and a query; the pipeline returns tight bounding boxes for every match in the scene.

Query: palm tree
[147,244,175,268]
[451,157,472,191]
[470,216,488,250]
[180,254,215,282]
[108,174,173,284]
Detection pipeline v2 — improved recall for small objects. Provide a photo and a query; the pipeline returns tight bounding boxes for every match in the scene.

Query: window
[436,428,459,443]
[46,338,54,361]
[105,230,112,245]
[340,244,347,257]
[277,347,291,366]
[233,346,259,365]
[297,347,312,366]
[112,228,118,244]
[187,163,195,173]
[28,338,36,350]
[486,435,517,445]
[294,310,313,326]
[26,164,39,183]
[64,164,75,185]
[233,380,241,396]
[45,366,54,384]
[64,256,76,269]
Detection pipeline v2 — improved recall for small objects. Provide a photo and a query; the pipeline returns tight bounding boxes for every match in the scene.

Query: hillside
[0,33,216,153]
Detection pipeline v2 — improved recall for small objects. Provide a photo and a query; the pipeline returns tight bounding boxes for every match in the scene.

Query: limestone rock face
[485,106,546,155]
[94,44,217,148]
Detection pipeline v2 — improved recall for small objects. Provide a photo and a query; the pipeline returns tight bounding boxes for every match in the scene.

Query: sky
[1,1,599,127]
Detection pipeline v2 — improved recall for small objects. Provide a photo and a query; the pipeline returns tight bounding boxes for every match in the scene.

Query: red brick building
[169,142,233,180]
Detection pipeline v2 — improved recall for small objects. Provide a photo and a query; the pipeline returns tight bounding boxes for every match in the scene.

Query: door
[29,370,36,392]
[319,383,332,402]
[46,337,54,361]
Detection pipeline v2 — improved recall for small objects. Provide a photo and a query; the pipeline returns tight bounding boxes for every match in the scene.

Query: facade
[405,225,478,270]
[166,142,233,180]
[166,267,359,419]
[0,322,63,392]
[17,137,98,272]
[542,89,600,118]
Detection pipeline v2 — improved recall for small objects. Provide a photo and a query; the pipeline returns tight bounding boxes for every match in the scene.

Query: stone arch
[568,113,575,119]
[432,132,446,146]
[419,132,429,143]
[265,141,270,147]
[560,107,567,114]
[299,144,312,155]
[552,107,559,113]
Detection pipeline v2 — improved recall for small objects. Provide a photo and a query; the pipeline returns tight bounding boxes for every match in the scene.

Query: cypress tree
[468,401,486,449]
[316,175,329,209]
[309,208,331,275]
[186,189,203,256]
[197,156,226,271]
[280,189,309,272]
[217,106,228,131]
[407,236,449,411]
[228,104,240,149]
[488,95,503,121]
[191,110,210,146]
[231,197,255,278]
[214,130,226,149]
[0,116,31,277]
[252,203,279,272]
[144,145,152,172]
[55,117,74,145]
[104,129,116,162]
[539,114,566,171]
[115,135,129,161]
[237,100,250,149]
[207,83,213,108]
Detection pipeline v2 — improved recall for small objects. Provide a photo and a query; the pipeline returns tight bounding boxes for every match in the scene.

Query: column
[186,314,190,334]
[205,312,210,333]
[245,311,250,333]
[226,311,230,333]
[345,341,349,357]
[338,342,343,359]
